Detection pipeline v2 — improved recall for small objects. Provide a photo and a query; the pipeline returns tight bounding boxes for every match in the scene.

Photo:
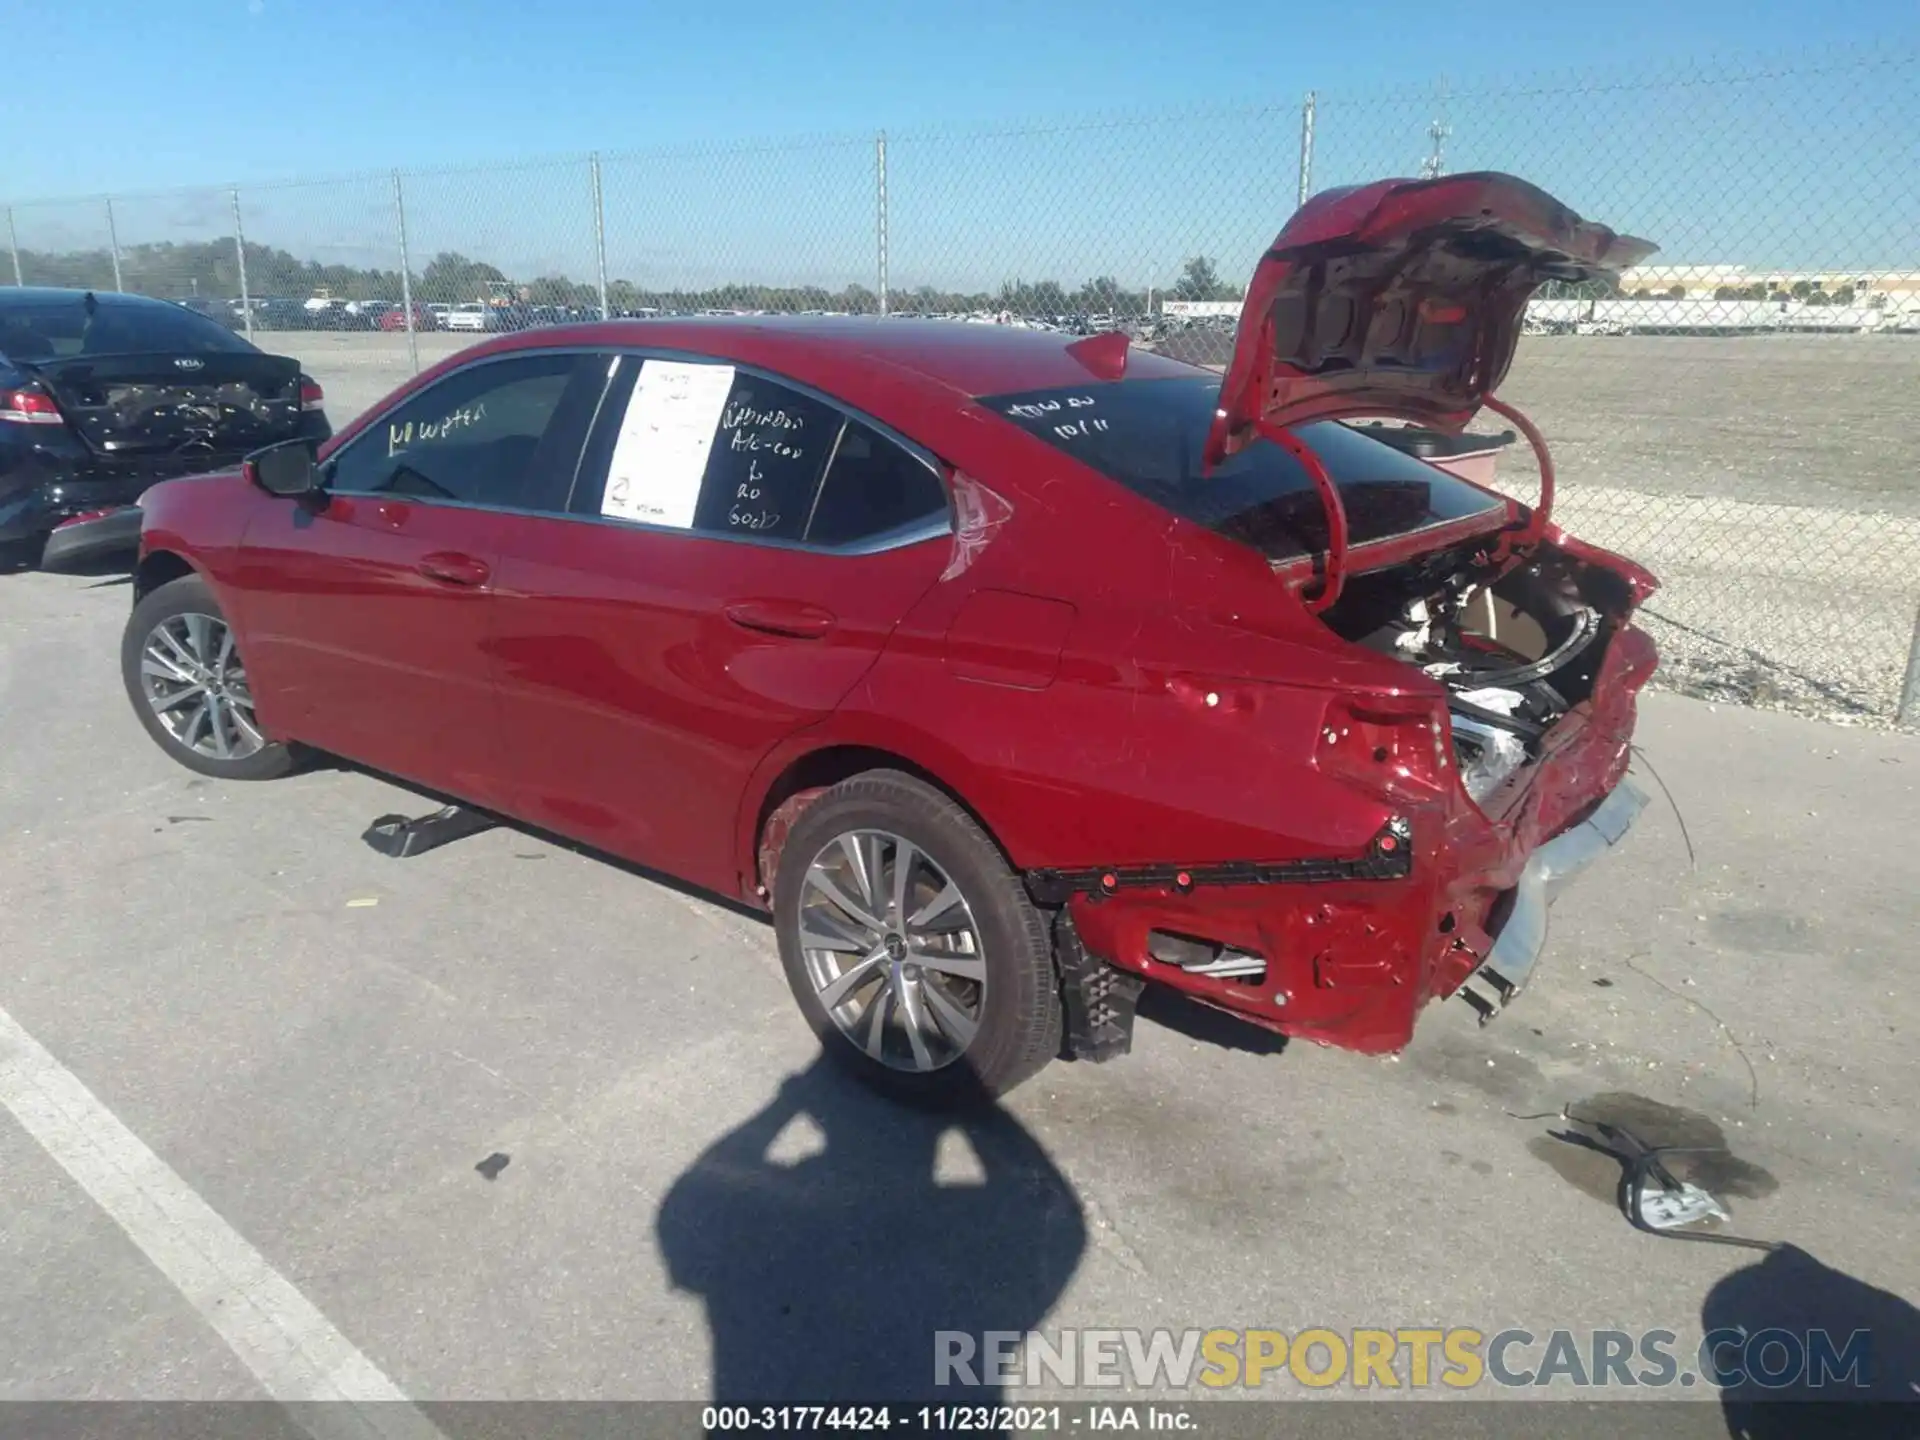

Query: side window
[577,358,841,543]
[803,421,949,547]
[695,374,842,541]
[328,353,583,510]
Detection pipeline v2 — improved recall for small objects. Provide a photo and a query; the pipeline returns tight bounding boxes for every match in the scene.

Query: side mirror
[244,438,321,497]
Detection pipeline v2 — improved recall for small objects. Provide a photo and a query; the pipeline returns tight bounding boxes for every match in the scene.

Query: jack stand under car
[362,804,497,859]
[1054,913,1147,1062]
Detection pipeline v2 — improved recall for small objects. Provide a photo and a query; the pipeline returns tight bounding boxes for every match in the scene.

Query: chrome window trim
[536,506,953,557]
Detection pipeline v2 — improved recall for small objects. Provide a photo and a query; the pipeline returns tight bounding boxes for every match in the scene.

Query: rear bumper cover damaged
[1458,776,1650,1022]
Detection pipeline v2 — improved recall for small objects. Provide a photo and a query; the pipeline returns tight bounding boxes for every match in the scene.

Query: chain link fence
[6,49,1917,724]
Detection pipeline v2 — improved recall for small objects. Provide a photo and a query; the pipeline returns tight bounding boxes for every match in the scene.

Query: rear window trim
[980,376,1510,563]
[1267,506,1515,580]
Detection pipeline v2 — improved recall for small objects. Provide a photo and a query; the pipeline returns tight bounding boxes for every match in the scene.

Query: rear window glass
[0,297,252,361]
[980,377,1505,560]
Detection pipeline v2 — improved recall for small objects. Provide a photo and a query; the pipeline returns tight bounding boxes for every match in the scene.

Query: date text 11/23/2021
[700,1406,1197,1431]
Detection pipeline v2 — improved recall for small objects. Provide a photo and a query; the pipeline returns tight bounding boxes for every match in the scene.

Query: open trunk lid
[1199,172,1654,612]
[1205,172,1655,457]
[28,352,306,458]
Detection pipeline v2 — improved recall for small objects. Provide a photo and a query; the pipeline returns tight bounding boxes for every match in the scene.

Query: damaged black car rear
[0,287,331,569]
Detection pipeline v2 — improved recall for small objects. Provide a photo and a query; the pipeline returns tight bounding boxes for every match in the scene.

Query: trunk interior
[31,353,304,457]
[1320,539,1632,806]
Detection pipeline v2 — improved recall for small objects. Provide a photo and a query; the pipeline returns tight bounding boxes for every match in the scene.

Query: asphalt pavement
[1,566,1916,1425]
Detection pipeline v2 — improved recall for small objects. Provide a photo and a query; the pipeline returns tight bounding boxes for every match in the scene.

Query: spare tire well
[749,746,1004,901]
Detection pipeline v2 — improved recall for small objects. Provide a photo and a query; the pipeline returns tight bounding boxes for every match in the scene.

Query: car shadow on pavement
[654,1056,1087,1409]
[326,757,776,924]
[331,752,1304,1067]
[1700,1242,1920,1438]
[1136,985,1289,1056]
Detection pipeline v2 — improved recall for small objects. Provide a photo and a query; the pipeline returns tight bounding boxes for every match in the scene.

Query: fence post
[1421,75,1451,180]
[1297,91,1316,207]
[875,131,889,316]
[1899,601,1920,728]
[105,198,124,292]
[392,171,419,375]
[5,207,21,286]
[230,189,253,343]
[590,152,610,321]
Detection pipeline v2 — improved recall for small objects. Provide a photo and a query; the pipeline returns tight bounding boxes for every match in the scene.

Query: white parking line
[0,1002,446,1440]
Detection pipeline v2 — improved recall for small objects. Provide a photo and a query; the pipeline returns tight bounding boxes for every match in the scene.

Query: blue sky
[7,0,1917,292]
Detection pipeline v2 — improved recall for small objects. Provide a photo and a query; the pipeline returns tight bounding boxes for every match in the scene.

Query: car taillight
[299,378,325,411]
[0,387,63,425]
[1315,693,1450,804]
[54,508,121,530]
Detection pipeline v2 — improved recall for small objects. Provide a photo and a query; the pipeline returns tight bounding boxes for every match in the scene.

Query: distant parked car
[249,298,313,332]
[175,298,242,330]
[483,304,536,333]
[443,303,488,332]
[309,302,371,332]
[378,304,439,333]
[0,287,331,569]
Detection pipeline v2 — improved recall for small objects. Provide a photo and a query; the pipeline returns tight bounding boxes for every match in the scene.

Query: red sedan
[378,304,438,332]
[121,173,1660,1104]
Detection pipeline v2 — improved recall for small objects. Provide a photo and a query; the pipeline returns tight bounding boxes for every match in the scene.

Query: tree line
[11,239,1244,316]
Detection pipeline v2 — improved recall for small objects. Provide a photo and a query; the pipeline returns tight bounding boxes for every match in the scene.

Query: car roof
[463,315,1203,398]
[0,285,204,315]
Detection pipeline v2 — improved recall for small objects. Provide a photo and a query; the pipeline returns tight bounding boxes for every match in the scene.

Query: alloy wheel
[798,829,987,1072]
[137,612,267,761]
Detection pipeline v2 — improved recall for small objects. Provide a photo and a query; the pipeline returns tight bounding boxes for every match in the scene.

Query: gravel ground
[2,566,1917,1422]
[1154,331,1920,517]
[265,329,1920,725]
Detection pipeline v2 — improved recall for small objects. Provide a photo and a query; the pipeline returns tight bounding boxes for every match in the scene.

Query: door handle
[723,599,836,639]
[417,551,491,587]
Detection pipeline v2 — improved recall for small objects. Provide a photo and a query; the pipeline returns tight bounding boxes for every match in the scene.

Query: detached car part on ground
[0,288,330,569]
[118,172,1660,1106]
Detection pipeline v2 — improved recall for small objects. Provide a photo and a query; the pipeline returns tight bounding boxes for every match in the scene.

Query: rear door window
[981,376,1505,559]
[573,355,952,550]
[327,352,600,512]
[573,358,831,544]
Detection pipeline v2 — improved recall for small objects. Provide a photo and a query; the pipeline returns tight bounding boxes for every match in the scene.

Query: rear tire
[121,573,294,781]
[773,769,1061,1107]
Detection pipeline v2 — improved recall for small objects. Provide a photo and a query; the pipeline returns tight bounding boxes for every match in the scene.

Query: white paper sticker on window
[600,360,736,528]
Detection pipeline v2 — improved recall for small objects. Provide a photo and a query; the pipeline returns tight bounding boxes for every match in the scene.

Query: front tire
[121,573,294,780]
[773,769,1061,1106]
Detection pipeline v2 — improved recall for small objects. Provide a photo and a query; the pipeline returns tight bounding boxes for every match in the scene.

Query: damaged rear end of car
[29,351,315,462]
[1004,172,1663,1055]
[1,289,329,560]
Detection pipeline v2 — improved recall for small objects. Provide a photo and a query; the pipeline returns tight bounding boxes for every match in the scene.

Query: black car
[247,297,315,332]
[0,287,332,569]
